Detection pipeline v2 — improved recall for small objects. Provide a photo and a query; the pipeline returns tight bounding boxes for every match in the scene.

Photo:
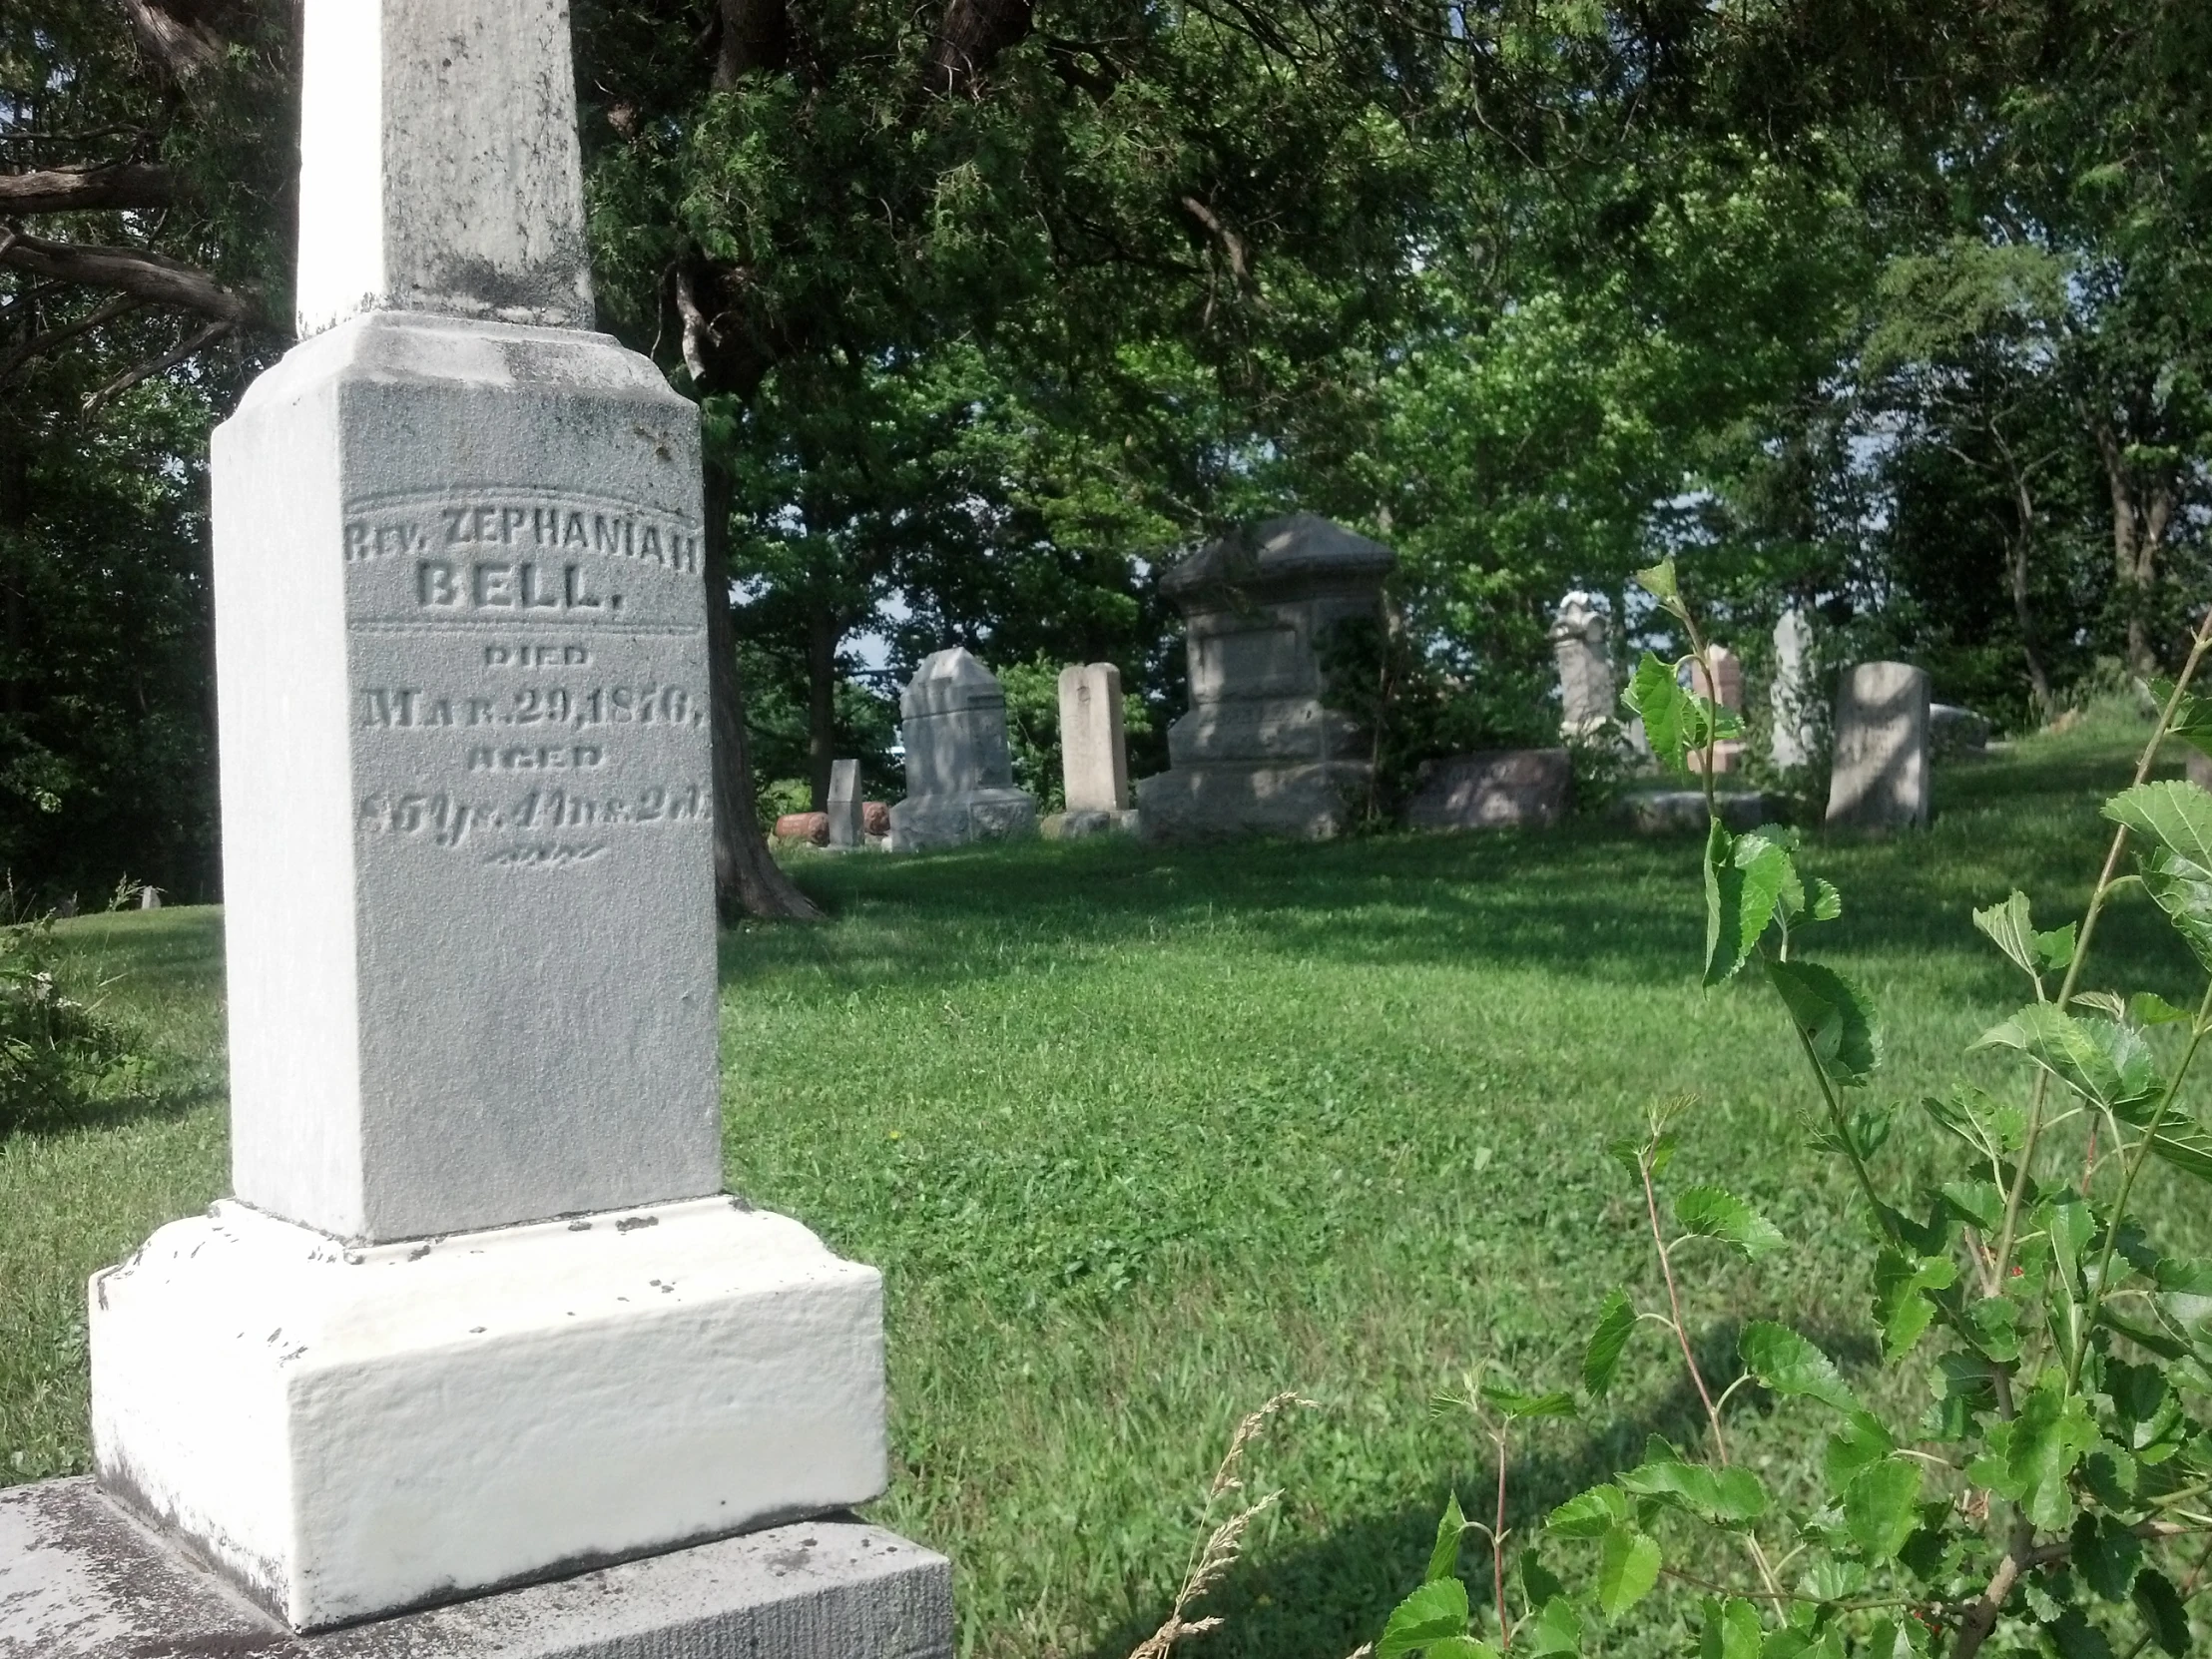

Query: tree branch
[0,229,258,324]
[0,292,141,382]
[0,164,178,216]
[82,315,234,410]
[926,0,1033,97]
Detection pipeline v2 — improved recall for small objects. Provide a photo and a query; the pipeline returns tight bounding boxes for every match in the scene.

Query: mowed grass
[8,703,2211,1658]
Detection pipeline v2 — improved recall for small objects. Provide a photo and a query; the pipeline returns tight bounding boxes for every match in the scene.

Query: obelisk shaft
[295,0,595,335]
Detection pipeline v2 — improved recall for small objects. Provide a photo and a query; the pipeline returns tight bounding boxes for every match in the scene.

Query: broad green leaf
[1808,878,1842,922]
[2071,990,2128,1021]
[1972,1004,2161,1115]
[1519,1549,1564,1611]
[1842,1456,1921,1559]
[1766,959,1882,1087]
[2071,1512,2142,1602]
[2042,1193,2094,1288]
[1425,1493,1466,1583]
[1704,825,1790,986]
[1595,1526,1660,1619]
[1972,1374,2097,1530]
[1939,1178,2002,1232]
[2136,847,2212,973]
[1546,1484,1629,1539]
[1624,653,1694,767]
[1971,890,2043,981]
[1423,1639,1499,1659]
[1740,1322,1860,1413]
[2153,1257,2212,1340]
[1798,1557,1868,1601]
[1513,1596,1580,1657]
[1920,1086,2025,1160]
[2104,779,2212,868]
[1674,1187,1786,1260]
[2042,1608,2114,1659]
[1872,1249,1957,1361]
[2035,921,2078,971]
[2133,1567,2191,1655]
[1633,559,1680,605]
[1582,1289,1635,1399]
[2131,991,2191,1026]
[1377,1576,1470,1658]
[1823,1409,1896,1484]
[1617,1458,1766,1526]
[1699,1597,1762,1659]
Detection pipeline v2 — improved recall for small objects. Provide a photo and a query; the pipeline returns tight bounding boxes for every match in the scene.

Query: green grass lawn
[7,704,2209,1658]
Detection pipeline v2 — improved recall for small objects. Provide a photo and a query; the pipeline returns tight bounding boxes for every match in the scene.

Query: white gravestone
[828,757,863,848]
[63,0,938,1645]
[887,648,1037,850]
[1550,592,1614,739]
[1826,661,1932,829]
[1771,608,1817,771]
[1058,663,1132,815]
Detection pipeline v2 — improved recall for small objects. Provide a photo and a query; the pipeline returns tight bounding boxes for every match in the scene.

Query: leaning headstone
[1136,513,1393,839]
[137,886,162,911]
[1406,749,1570,831]
[11,1,950,1651]
[828,758,864,848]
[1770,608,1818,770]
[888,648,1037,851]
[1059,663,1134,825]
[1827,662,1932,829]
[1551,592,1615,739]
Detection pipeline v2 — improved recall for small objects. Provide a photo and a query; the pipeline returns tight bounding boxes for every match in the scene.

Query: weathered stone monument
[1050,662,1136,836]
[1827,661,1932,829]
[1685,645,1747,775]
[1135,513,1393,840]
[1770,608,1817,770]
[888,647,1036,851]
[828,757,864,848]
[1550,592,1615,739]
[0,0,950,1651]
[1406,749,1571,831]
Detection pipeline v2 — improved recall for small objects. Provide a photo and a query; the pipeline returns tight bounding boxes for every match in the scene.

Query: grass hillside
[7,702,2206,1658]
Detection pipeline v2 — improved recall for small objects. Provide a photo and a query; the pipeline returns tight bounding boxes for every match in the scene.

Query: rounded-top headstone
[1160,513,1393,612]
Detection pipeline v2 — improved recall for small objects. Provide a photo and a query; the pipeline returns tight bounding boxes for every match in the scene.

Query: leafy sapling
[1369,561,2212,1657]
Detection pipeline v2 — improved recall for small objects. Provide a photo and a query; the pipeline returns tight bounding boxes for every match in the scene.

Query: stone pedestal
[0,1479,950,1659]
[887,649,1036,851]
[1826,662,1931,829]
[1136,514,1392,840]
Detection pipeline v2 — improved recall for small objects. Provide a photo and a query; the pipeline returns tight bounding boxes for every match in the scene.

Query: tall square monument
[18,0,953,1649]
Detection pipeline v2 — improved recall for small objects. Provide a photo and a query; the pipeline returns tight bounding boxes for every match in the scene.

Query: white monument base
[90,1197,886,1632]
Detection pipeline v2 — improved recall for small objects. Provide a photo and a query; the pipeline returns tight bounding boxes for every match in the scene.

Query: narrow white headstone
[1771,608,1817,770]
[1550,591,1613,738]
[84,0,901,1636]
[828,757,863,847]
[1058,663,1131,813]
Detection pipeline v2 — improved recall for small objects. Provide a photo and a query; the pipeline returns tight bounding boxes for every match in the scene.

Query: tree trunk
[806,599,837,810]
[2092,418,2172,677]
[2006,477,2051,710]
[703,456,820,922]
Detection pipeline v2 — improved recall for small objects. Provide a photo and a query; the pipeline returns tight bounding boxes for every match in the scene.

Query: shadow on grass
[719,732,2198,1010]
[1078,1319,1856,1659]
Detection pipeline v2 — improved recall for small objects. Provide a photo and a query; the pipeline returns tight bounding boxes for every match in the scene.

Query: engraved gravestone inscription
[343,492,708,871]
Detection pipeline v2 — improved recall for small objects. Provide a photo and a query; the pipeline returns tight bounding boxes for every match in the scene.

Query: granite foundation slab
[0,1477,951,1659]
[1406,749,1569,831]
[1617,791,1769,833]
